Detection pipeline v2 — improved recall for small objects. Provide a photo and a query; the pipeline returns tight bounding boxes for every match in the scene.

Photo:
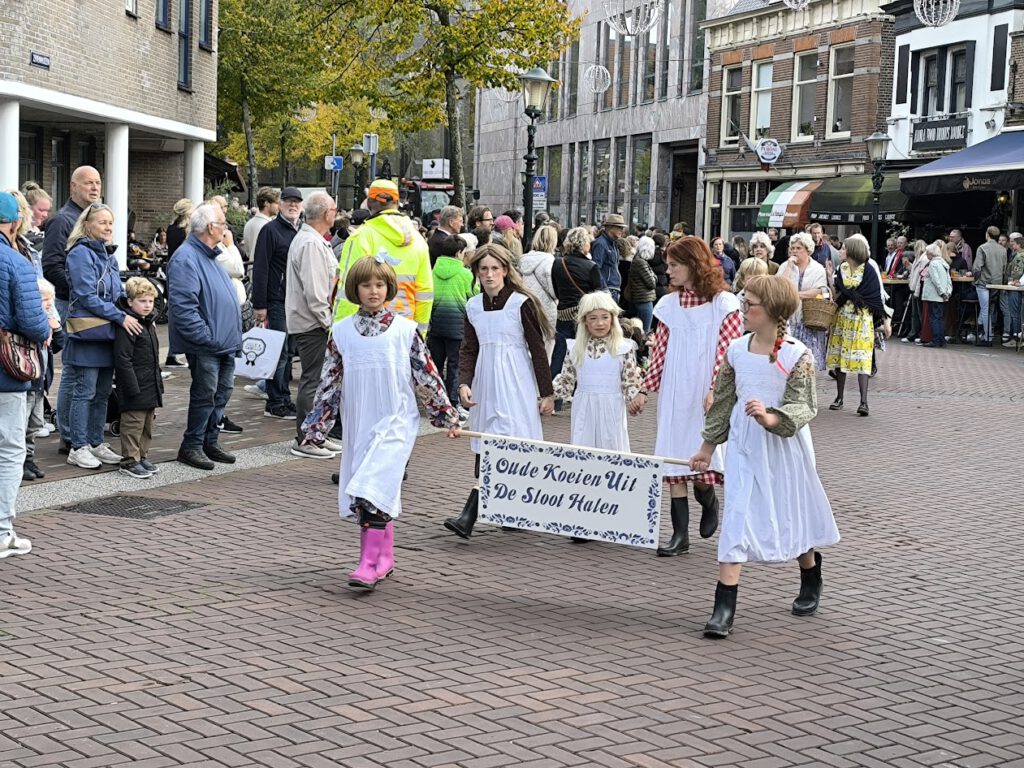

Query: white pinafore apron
[466,292,543,454]
[333,315,419,520]
[718,335,839,563]
[652,291,740,477]
[571,341,633,453]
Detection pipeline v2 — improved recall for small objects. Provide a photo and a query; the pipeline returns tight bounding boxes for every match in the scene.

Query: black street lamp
[519,67,558,246]
[864,131,891,260]
[349,143,365,210]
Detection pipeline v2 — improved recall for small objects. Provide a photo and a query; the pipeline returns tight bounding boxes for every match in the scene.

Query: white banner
[479,436,664,548]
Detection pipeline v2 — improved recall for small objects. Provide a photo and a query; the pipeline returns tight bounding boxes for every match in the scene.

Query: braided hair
[770,316,788,364]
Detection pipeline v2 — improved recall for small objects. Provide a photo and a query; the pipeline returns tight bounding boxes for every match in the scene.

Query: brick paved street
[3,342,1024,768]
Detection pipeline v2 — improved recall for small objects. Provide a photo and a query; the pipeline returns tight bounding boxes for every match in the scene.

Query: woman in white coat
[518,225,559,360]
[777,232,829,370]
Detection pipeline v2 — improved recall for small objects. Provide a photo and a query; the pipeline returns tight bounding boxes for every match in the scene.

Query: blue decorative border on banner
[479,438,662,547]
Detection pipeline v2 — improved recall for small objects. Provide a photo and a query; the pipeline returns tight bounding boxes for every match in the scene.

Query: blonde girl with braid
[690,275,839,639]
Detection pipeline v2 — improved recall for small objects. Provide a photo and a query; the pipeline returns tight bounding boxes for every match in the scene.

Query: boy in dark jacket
[113,277,164,479]
[426,235,477,415]
[23,279,64,482]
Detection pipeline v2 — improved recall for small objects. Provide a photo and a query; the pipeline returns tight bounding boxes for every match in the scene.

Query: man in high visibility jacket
[334,180,433,333]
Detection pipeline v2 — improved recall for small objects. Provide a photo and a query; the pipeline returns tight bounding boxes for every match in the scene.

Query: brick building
[700,0,897,247]
[1,0,219,262]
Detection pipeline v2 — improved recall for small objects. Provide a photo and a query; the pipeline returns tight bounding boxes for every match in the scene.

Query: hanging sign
[754,138,784,165]
[911,116,968,153]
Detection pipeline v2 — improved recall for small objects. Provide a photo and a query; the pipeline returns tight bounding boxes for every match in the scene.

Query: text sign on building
[911,116,969,153]
[29,52,50,69]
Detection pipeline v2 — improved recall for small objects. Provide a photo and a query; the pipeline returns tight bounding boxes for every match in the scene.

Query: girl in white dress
[302,255,460,591]
[690,274,840,638]
[552,292,644,453]
[444,243,554,539]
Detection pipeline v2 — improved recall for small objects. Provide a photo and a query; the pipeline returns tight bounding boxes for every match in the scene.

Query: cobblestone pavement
[2,342,1023,768]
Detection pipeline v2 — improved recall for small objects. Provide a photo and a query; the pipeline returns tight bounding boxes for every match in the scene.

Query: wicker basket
[801,296,837,331]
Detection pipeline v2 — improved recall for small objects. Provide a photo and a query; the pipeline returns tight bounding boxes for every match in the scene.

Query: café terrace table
[986,283,1024,352]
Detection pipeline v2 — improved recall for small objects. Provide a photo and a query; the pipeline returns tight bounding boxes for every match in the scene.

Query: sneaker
[89,442,123,464]
[161,371,172,380]
[899,337,913,344]
[321,437,343,453]
[139,459,160,474]
[67,446,101,469]
[218,416,244,433]
[1003,340,1018,348]
[290,440,337,459]
[265,405,297,420]
[244,384,269,400]
[0,531,32,559]
[119,462,153,479]
[33,428,51,439]
[164,356,187,368]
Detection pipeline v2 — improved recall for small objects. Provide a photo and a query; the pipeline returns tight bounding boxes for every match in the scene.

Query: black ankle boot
[693,484,720,539]
[656,497,690,556]
[703,582,738,638]
[444,488,479,539]
[792,552,823,616]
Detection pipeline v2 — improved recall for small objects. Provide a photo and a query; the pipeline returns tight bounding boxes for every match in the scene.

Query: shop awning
[808,175,910,224]
[756,180,822,229]
[899,130,1024,196]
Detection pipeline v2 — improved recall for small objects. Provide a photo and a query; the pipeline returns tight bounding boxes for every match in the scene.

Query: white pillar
[0,100,20,191]
[104,123,130,270]
[184,140,205,205]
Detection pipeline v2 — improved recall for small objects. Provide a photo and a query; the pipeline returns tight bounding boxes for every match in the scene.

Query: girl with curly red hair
[632,237,742,556]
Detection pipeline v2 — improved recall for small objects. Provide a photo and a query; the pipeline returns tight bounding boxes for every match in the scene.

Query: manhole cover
[60,496,207,520]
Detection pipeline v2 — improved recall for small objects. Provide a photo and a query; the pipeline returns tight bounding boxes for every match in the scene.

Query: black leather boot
[693,483,720,539]
[656,497,690,556]
[791,552,823,616]
[444,488,479,539]
[703,582,738,638]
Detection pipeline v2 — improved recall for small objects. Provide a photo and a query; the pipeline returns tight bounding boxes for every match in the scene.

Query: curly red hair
[664,236,729,301]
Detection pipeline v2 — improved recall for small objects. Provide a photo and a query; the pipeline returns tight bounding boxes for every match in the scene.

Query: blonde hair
[172,198,195,228]
[467,244,553,339]
[37,277,55,299]
[563,226,592,255]
[743,275,800,364]
[344,257,399,305]
[531,224,558,254]
[20,181,51,208]
[941,240,956,264]
[66,204,114,250]
[571,292,624,368]
[125,276,158,299]
[4,189,31,238]
[734,256,769,292]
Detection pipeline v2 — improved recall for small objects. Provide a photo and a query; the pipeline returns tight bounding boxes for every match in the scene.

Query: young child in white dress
[301,255,460,591]
[690,274,840,638]
[552,291,644,453]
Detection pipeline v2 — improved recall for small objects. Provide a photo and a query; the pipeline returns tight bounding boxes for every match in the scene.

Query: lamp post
[349,143,365,210]
[519,67,558,246]
[864,131,891,260]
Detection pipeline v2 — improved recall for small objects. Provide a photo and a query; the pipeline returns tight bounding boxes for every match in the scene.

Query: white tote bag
[234,327,286,381]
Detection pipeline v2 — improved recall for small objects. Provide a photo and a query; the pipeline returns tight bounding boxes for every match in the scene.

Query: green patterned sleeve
[701,356,737,446]
[767,352,818,438]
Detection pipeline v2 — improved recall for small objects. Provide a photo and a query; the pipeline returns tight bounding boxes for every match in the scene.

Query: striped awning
[755,180,823,229]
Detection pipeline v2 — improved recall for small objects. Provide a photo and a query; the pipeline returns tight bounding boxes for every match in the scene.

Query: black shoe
[22,463,36,482]
[203,445,236,464]
[164,356,187,368]
[58,439,71,456]
[26,459,44,479]
[703,582,738,638]
[829,398,843,411]
[264,405,297,420]
[827,368,837,380]
[331,472,340,485]
[444,488,479,539]
[693,484,720,539]
[177,448,215,470]
[792,552,823,616]
[657,496,690,556]
[218,416,244,433]
[570,537,590,543]
[977,340,993,347]
[856,402,869,417]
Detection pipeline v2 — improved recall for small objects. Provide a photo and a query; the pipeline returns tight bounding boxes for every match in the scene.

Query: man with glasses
[167,204,243,471]
[467,205,493,234]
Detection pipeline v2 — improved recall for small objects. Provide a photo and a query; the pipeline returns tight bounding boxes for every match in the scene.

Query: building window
[592,139,611,223]
[721,66,742,146]
[579,142,590,223]
[156,0,171,30]
[688,0,707,93]
[630,136,653,229]
[921,54,938,116]
[827,45,854,137]
[616,29,633,107]
[792,53,817,140]
[178,0,192,89]
[567,145,576,223]
[200,0,214,50]
[641,22,658,103]
[613,138,628,213]
[603,25,617,111]
[949,49,967,113]
[125,0,138,17]
[751,62,773,139]
[707,181,722,238]
[548,145,562,220]
[19,130,44,186]
[546,60,560,121]
[566,40,579,118]
[658,0,671,99]
[729,180,776,236]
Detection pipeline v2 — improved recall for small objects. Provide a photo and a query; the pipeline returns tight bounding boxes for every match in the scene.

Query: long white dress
[715,335,840,563]
[560,340,635,453]
[652,290,740,475]
[466,292,543,454]
[334,314,419,520]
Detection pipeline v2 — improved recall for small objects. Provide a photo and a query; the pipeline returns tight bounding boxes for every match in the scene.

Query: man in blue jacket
[590,213,626,301]
[0,193,51,558]
[41,166,102,320]
[167,204,243,471]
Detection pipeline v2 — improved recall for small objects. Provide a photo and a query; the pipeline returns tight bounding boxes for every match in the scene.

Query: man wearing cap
[334,180,433,333]
[0,192,51,558]
[591,214,626,301]
[252,186,304,419]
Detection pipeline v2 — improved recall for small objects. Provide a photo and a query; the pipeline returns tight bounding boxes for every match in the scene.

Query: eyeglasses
[211,220,227,229]
[740,299,763,310]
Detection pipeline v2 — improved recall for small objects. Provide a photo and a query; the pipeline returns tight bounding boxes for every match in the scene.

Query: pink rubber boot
[348,526,386,590]
[376,522,394,580]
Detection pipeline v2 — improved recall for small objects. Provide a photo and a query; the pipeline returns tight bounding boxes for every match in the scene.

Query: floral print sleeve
[301,336,343,444]
[552,355,579,400]
[620,344,643,402]
[410,331,460,429]
[766,351,818,438]
[700,354,737,446]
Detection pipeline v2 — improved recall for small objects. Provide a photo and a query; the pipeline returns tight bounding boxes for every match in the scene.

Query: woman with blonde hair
[550,226,602,385]
[519,224,559,358]
[902,239,930,342]
[20,181,51,249]
[4,190,42,276]
[733,256,769,293]
[777,232,829,369]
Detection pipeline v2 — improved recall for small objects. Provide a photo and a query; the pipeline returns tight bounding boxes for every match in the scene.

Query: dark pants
[634,301,654,334]
[926,301,946,346]
[294,328,329,441]
[908,296,922,340]
[426,334,462,407]
[266,302,293,409]
[182,353,235,451]
[550,318,576,379]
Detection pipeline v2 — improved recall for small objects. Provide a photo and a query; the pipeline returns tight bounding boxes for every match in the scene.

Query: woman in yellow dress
[826,234,885,417]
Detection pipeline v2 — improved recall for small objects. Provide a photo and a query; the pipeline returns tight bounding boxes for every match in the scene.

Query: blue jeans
[266,302,293,409]
[56,362,79,442]
[550,319,576,379]
[634,302,653,334]
[1000,289,1021,336]
[69,366,113,449]
[182,353,236,451]
[976,286,991,340]
[926,301,946,346]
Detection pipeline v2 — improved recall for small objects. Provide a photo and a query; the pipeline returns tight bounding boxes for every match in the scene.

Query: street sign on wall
[532,175,548,209]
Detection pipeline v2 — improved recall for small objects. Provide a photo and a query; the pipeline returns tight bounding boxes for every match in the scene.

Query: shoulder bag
[0,327,41,382]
